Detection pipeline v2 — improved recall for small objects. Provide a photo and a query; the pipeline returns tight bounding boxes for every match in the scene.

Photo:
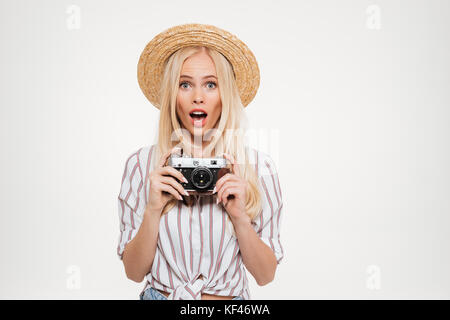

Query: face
[176,48,222,143]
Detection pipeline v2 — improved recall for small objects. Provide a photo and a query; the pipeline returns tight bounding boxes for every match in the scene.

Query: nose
[193,87,204,104]
[193,97,203,104]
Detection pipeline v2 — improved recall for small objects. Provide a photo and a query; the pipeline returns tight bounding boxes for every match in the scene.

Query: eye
[179,81,190,89]
[206,81,217,89]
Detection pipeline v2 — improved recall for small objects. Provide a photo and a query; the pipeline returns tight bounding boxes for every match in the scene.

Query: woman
[117,24,284,300]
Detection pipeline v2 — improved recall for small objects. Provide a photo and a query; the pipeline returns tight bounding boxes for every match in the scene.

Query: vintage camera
[168,151,230,195]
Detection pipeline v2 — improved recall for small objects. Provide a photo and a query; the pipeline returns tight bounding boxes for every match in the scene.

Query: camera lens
[191,167,213,189]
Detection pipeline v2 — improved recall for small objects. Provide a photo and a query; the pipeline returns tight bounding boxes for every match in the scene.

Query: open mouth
[189,110,208,127]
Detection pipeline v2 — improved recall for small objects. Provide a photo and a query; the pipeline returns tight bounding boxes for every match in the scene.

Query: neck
[191,143,211,158]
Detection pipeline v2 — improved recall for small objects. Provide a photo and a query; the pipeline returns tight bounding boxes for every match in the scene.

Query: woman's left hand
[214,153,251,225]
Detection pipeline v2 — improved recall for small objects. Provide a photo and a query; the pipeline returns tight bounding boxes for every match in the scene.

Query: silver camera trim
[168,156,228,168]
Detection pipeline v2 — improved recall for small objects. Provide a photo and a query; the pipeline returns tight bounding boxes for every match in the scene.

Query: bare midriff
[157,275,236,300]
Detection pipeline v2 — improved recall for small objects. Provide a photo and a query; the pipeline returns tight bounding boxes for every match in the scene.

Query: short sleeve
[117,149,146,260]
[252,151,284,264]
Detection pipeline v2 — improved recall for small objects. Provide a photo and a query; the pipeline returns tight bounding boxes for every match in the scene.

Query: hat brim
[137,23,260,109]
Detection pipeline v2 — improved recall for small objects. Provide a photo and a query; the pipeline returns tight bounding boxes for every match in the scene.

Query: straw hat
[137,23,260,109]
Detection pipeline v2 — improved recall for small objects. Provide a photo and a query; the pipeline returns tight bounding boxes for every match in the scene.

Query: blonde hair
[149,46,262,233]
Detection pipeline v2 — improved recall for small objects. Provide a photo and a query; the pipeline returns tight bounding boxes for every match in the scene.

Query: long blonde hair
[150,46,262,228]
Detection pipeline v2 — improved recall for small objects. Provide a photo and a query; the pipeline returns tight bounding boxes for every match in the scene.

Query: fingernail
[184,190,189,196]
[183,177,188,183]
[213,186,216,193]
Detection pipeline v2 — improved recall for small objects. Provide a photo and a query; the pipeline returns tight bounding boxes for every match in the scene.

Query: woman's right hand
[146,147,189,215]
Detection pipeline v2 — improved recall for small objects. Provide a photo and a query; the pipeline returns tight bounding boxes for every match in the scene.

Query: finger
[221,187,239,206]
[160,175,189,197]
[217,181,240,204]
[158,146,182,168]
[214,173,236,194]
[160,165,188,184]
[158,182,183,201]
[223,153,240,176]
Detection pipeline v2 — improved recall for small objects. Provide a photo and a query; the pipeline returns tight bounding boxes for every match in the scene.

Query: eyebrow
[180,74,218,80]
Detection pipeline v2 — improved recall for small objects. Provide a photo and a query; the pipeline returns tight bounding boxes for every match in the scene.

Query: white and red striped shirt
[117,144,284,300]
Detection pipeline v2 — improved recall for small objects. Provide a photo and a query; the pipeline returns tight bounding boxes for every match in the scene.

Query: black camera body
[168,154,230,195]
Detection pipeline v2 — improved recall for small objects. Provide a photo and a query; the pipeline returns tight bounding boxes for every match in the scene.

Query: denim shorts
[140,286,244,300]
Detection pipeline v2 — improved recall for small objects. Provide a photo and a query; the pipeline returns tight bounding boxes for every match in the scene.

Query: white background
[1,0,449,299]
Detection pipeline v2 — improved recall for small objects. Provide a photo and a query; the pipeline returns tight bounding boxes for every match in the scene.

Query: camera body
[168,154,230,195]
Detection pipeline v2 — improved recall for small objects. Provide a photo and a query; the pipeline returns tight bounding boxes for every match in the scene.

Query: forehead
[181,51,216,75]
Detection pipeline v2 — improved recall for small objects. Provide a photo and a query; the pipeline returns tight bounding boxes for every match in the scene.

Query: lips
[189,108,208,127]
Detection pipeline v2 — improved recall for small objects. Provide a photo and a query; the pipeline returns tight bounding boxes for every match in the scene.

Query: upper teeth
[192,111,205,115]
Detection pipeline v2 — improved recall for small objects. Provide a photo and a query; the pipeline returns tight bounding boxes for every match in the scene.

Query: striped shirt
[117,144,284,300]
